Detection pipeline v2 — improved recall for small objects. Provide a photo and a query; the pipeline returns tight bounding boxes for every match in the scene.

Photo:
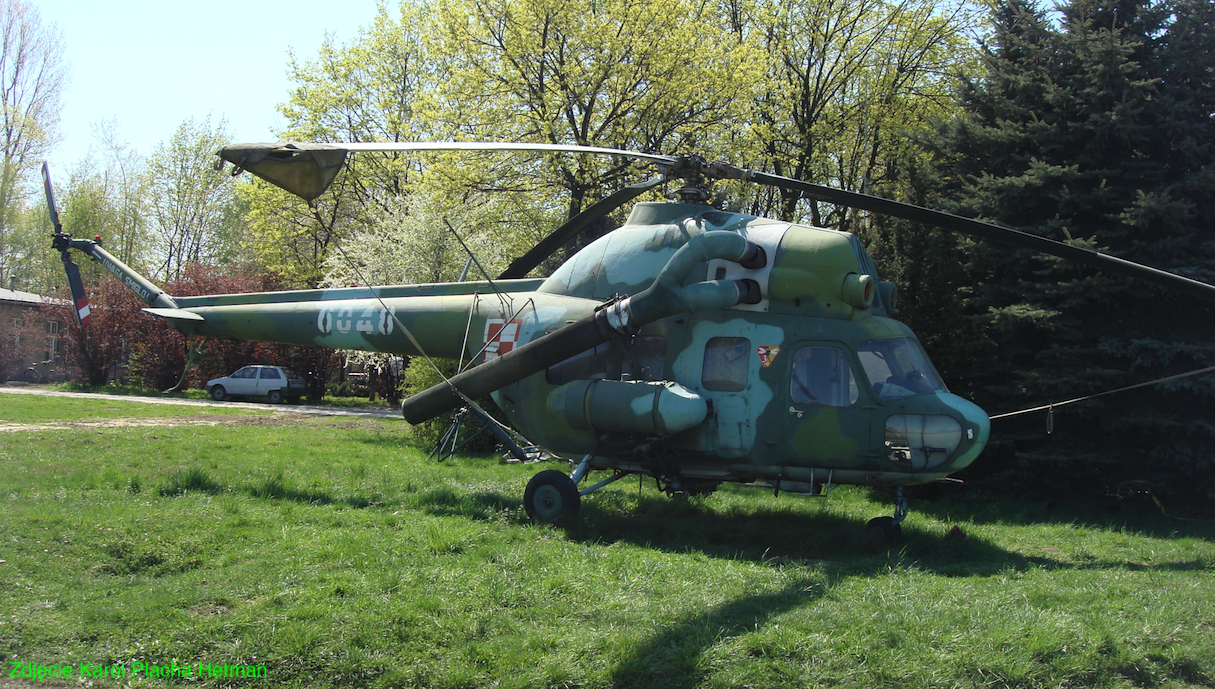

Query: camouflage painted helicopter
[48,142,1215,538]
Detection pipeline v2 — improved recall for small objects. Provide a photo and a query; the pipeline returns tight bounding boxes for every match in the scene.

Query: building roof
[0,288,66,307]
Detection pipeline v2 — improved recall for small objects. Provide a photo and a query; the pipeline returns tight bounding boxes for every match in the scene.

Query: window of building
[702,337,751,391]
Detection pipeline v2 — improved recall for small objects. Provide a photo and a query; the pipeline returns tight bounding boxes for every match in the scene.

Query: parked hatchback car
[207,365,306,404]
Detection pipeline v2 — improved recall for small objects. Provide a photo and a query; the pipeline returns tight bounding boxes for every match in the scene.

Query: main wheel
[864,516,902,544]
[210,385,227,402]
[267,390,284,404]
[524,470,581,521]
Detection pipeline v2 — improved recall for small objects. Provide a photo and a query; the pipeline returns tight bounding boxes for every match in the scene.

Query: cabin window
[790,346,859,407]
[233,367,258,379]
[857,337,946,400]
[702,336,750,391]
[623,336,666,381]
[546,342,610,385]
[260,367,282,380]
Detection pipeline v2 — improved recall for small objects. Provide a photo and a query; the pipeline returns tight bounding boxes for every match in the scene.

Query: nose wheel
[523,469,581,521]
[864,487,909,544]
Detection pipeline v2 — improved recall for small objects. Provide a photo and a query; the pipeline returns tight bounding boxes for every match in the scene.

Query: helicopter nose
[883,393,990,471]
[943,393,990,471]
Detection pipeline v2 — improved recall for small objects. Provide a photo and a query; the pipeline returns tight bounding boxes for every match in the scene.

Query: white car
[207,365,307,404]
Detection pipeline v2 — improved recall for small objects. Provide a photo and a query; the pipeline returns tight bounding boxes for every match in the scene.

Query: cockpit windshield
[857,337,946,400]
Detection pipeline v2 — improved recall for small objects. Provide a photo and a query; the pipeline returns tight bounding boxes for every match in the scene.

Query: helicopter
[47,142,1215,540]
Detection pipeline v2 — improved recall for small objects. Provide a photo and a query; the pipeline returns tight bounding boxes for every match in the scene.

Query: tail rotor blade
[61,251,91,326]
[42,162,63,233]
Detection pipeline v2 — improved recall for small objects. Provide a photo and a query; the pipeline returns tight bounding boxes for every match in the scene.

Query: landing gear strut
[523,455,631,522]
[865,487,909,544]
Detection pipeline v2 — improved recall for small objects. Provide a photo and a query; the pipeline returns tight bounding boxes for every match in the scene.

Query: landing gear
[523,470,580,521]
[865,487,909,545]
[864,516,902,542]
[524,456,632,521]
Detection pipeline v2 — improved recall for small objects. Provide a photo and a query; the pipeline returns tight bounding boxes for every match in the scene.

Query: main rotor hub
[660,154,747,204]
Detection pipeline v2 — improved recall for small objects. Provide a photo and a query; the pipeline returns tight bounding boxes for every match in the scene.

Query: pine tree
[919,0,1215,504]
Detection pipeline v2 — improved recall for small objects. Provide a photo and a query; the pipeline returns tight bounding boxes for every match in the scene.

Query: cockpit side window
[546,342,610,385]
[857,337,946,400]
[702,336,750,391]
[790,346,859,407]
[623,336,666,381]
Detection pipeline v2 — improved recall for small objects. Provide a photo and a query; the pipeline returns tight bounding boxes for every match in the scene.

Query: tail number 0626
[317,305,396,336]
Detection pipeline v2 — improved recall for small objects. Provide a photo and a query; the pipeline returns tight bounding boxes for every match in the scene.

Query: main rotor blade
[746,170,1215,304]
[497,175,666,279]
[218,141,672,202]
[339,141,674,165]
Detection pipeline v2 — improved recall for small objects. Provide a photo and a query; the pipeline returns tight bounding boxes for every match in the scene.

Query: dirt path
[0,385,402,420]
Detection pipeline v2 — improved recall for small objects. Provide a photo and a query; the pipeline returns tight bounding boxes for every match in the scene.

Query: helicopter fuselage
[490,202,990,490]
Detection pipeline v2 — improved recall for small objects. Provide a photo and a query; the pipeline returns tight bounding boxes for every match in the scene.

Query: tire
[210,385,227,402]
[267,390,284,404]
[524,470,581,521]
[864,516,902,544]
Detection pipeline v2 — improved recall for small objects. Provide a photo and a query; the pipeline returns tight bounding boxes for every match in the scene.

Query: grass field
[1,394,1213,688]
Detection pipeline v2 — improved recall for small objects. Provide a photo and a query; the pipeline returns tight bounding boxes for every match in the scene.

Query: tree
[427,0,749,234]
[320,192,499,288]
[245,2,432,288]
[0,0,65,287]
[63,273,144,386]
[915,0,1215,501]
[146,116,244,281]
[60,127,149,265]
[722,0,974,228]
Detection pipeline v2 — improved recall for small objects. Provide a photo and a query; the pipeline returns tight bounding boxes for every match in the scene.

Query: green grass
[1,396,1212,688]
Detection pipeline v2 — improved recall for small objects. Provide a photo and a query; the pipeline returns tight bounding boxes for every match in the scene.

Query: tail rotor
[44,163,92,327]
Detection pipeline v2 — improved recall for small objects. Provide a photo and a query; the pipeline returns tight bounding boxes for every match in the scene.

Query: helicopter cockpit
[857,337,947,400]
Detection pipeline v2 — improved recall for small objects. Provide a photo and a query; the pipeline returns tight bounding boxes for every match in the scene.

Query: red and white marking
[483,319,522,362]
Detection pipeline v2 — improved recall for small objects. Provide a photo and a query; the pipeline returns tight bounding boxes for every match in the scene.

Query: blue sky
[37,0,382,171]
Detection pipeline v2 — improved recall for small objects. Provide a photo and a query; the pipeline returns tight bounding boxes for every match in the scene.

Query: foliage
[904,0,1215,500]
[60,273,145,386]
[145,116,246,281]
[426,0,750,233]
[244,3,433,289]
[320,192,501,287]
[61,122,149,267]
[728,0,978,228]
[0,0,66,288]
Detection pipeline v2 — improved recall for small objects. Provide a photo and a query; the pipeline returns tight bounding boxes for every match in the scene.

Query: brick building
[0,287,72,383]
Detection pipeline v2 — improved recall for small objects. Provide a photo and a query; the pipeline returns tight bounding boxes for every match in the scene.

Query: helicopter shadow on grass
[557,494,1016,689]
[906,489,1215,542]
[406,482,1210,689]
